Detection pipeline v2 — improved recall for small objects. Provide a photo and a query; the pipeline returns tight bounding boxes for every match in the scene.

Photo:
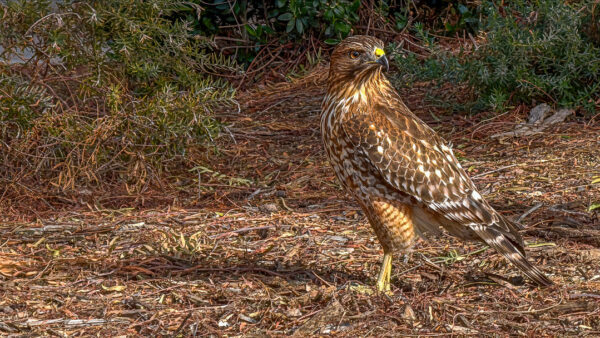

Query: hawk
[321,35,552,291]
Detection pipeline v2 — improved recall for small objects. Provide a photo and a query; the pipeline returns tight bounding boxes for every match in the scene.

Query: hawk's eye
[349,51,361,59]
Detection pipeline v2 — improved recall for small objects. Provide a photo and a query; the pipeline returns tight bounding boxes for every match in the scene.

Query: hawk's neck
[324,70,395,113]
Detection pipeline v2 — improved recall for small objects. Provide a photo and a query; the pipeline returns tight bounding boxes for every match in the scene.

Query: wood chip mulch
[1,65,599,336]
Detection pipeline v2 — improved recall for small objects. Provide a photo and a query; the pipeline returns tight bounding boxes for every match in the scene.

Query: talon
[376,252,393,294]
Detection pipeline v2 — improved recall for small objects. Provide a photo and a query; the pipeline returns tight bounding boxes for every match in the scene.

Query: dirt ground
[1,68,599,336]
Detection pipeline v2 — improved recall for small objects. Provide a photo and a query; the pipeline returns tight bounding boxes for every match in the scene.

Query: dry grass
[1,65,599,336]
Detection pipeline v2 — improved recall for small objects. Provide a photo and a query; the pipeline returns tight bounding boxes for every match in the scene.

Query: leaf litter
[1,64,599,336]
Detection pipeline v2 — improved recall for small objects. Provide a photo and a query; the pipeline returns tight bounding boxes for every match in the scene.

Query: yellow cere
[374,48,385,57]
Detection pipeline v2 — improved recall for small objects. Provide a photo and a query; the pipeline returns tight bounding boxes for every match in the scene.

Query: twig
[24,318,129,327]
[209,225,289,239]
[570,293,600,299]
[471,164,519,179]
[25,13,81,36]
[517,79,557,104]
[171,312,192,337]
[548,205,590,217]
[517,202,544,223]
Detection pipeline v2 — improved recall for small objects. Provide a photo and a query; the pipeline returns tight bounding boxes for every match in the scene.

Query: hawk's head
[329,35,389,80]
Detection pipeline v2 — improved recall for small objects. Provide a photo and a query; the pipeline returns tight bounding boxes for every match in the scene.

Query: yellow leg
[376,252,393,293]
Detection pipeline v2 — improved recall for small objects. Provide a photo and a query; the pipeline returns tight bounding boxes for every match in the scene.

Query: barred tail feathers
[471,224,553,286]
[495,213,525,253]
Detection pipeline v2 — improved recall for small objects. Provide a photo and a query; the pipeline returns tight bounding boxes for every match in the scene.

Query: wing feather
[340,100,526,249]
[340,103,493,225]
[339,100,553,286]
[342,105,553,286]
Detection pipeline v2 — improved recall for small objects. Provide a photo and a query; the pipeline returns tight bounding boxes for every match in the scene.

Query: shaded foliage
[1,0,598,209]
[0,0,237,199]
[392,0,600,113]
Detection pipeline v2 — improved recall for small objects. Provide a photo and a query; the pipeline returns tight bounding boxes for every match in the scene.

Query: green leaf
[268,9,280,18]
[324,38,339,45]
[202,17,216,31]
[286,19,295,33]
[245,25,257,37]
[278,12,293,21]
[334,21,350,35]
[295,18,303,34]
[458,4,469,15]
[589,203,600,212]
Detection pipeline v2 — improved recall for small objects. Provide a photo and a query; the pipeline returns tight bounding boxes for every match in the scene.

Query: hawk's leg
[376,252,393,292]
[367,200,415,293]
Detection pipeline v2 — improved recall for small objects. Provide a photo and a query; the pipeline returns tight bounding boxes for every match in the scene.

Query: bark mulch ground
[1,67,599,336]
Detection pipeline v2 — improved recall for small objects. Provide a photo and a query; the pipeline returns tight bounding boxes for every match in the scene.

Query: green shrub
[0,70,55,137]
[188,0,360,66]
[376,0,481,34]
[192,1,481,66]
[391,0,600,113]
[211,0,359,39]
[0,0,237,195]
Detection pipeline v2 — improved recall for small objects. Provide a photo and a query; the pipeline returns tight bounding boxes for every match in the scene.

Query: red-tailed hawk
[321,35,552,291]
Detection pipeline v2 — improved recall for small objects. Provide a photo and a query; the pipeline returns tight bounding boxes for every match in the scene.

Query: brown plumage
[321,35,552,291]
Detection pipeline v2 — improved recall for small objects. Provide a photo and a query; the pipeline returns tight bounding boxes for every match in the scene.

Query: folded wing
[340,100,552,286]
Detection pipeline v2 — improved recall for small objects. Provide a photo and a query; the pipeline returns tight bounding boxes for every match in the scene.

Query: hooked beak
[376,55,389,72]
